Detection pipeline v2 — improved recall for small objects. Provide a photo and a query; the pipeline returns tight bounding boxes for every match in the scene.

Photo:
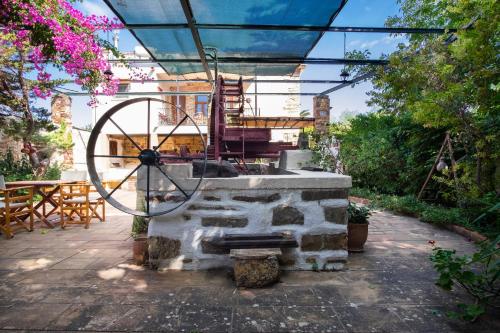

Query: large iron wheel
[86,97,207,217]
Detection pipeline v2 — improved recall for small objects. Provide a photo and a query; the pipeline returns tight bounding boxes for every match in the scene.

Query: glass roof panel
[106,0,346,76]
[134,29,198,59]
[107,0,186,24]
[190,0,343,25]
[199,29,320,58]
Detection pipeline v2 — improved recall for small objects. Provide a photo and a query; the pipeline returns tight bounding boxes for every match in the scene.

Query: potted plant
[132,197,149,265]
[347,202,371,252]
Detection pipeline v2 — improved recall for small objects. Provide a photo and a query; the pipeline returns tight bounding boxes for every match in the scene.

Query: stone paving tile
[0,194,498,332]
[281,306,346,333]
[237,286,288,306]
[333,305,414,333]
[49,257,126,270]
[0,302,71,330]
[10,247,81,259]
[178,306,232,332]
[0,257,62,271]
[233,305,286,332]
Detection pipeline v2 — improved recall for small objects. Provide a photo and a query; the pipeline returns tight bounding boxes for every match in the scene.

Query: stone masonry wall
[147,187,349,271]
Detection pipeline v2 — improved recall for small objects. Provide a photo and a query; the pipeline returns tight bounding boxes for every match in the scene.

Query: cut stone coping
[230,248,282,259]
[138,168,351,192]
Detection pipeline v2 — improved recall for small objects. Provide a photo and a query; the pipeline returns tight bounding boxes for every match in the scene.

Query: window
[109,140,118,155]
[117,83,130,93]
[195,95,208,116]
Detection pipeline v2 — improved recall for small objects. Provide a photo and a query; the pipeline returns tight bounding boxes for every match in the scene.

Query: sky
[36,0,405,127]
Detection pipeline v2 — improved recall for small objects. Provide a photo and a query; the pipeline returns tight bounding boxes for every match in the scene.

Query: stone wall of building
[313,95,330,133]
[0,132,23,160]
[146,185,349,271]
[50,94,74,168]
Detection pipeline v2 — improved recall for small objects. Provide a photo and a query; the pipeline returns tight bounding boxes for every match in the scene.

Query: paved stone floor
[0,191,498,332]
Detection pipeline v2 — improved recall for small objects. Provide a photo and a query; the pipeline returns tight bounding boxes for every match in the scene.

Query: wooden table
[6,180,77,228]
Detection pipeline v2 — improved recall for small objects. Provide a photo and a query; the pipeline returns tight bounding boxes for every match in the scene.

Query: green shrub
[430,237,500,322]
[353,187,499,238]
[132,196,149,237]
[347,202,371,224]
[42,162,62,180]
[0,149,33,181]
[419,206,461,225]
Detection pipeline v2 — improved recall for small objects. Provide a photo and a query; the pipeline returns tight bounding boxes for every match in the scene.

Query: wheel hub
[138,149,159,166]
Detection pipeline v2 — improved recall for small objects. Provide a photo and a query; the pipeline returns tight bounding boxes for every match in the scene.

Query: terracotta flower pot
[348,223,368,252]
[133,235,148,265]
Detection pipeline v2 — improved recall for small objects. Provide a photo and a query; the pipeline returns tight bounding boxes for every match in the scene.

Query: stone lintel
[232,193,281,203]
[201,217,248,227]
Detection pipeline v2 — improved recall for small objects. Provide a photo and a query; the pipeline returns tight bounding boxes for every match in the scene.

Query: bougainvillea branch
[0,0,123,99]
[0,0,124,170]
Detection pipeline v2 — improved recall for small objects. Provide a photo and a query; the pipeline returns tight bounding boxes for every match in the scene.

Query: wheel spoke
[159,155,197,160]
[92,154,138,159]
[106,163,142,199]
[155,164,189,198]
[155,115,189,152]
[109,117,142,151]
[146,165,150,214]
[147,98,151,150]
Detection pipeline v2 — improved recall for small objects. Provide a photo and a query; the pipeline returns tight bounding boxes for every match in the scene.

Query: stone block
[201,217,248,227]
[301,189,348,201]
[305,256,317,264]
[232,193,281,203]
[187,204,237,211]
[233,255,280,288]
[153,194,185,203]
[300,233,347,251]
[203,195,221,201]
[324,206,347,224]
[148,236,181,269]
[272,205,304,225]
[201,237,229,254]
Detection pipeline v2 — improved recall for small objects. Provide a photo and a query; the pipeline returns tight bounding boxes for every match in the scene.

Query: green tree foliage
[0,149,33,181]
[339,0,498,204]
[331,113,444,195]
[367,0,499,196]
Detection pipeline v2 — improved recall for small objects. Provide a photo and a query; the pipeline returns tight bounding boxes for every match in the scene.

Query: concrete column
[313,95,330,133]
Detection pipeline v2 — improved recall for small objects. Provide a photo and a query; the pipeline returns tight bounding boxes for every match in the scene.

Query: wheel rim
[86,97,207,217]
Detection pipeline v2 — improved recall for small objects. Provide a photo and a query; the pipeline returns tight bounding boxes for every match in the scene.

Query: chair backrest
[0,175,5,190]
[60,170,88,182]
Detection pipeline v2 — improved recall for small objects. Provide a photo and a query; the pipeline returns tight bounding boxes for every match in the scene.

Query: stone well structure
[139,163,351,271]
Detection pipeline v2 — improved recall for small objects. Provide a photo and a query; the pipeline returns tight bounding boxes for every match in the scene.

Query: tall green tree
[359,0,499,197]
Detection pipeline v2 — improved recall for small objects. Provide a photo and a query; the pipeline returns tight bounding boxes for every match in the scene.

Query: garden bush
[0,149,33,181]
[430,236,500,322]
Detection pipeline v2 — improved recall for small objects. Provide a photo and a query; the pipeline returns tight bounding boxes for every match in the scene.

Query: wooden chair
[88,184,105,222]
[0,175,34,239]
[59,183,91,229]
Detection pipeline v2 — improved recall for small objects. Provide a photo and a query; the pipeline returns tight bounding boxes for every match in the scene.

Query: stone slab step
[230,248,282,259]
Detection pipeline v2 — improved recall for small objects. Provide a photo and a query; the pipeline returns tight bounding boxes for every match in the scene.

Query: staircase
[208,76,245,160]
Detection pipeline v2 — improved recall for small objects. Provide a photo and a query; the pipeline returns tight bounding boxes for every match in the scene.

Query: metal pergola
[56,0,458,97]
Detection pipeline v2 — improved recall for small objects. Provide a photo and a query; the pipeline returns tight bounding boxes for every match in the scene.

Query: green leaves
[430,237,500,322]
[347,202,371,224]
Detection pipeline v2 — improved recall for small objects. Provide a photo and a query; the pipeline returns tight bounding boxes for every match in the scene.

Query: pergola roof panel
[106,0,347,76]
[107,0,186,24]
[190,0,344,26]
